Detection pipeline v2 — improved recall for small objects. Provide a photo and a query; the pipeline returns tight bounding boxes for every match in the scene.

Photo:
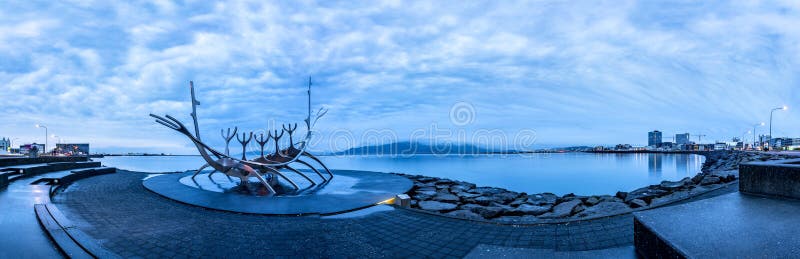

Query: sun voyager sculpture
[150,78,332,195]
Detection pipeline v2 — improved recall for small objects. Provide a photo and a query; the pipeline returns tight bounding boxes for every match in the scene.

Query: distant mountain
[334,141,520,155]
[550,146,594,152]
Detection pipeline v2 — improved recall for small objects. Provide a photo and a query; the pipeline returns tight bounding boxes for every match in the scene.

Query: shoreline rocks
[395,151,795,222]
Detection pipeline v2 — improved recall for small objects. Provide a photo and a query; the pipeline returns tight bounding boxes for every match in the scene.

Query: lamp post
[769,106,788,150]
[753,122,764,150]
[35,124,47,155]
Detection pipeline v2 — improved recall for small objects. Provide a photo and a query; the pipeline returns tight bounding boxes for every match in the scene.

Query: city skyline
[2,1,800,154]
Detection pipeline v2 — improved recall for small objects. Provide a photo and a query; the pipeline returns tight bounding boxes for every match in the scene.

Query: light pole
[769,106,788,150]
[35,124,47,155]
[753,122,764,150]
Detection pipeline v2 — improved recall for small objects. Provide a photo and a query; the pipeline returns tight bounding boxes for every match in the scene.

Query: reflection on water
[99,153,704,196]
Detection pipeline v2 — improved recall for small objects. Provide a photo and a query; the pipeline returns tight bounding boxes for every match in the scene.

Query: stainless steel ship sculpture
[150,79,331,194]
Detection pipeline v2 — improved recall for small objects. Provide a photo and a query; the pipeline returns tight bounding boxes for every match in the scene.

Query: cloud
[1,0,799,153]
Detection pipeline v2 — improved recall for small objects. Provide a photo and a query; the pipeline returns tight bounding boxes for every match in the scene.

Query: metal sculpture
[150,78,331,195]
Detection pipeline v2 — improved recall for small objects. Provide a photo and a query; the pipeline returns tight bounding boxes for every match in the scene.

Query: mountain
[334,141,519,155]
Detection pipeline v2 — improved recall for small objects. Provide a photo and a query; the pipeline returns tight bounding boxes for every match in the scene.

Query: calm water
[95,153,704,196]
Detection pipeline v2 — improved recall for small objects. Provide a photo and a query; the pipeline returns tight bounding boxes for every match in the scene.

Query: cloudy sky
[2,0,799,154]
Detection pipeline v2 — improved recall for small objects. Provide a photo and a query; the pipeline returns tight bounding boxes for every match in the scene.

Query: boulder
[624,187,668,203]
[629,199,648,208]
[658,180,685,191]
[412,189,438,201]
[510,204,551,216]
[584,196,600,206]
[542,199,582,218]
[473,187,506,196]
[700,176,721,185]
[432,192,460,203]
[615,191,628,200]
[492,192,520,204]
[450,182,476,193]
[418,201,457,212]
[417,176,437,183]
[473,196,495,206]
[455,192,481,199]
[526,193,558,205]
[576,201,630,217]
[435,184,451,190]
[445,209,482,220]
[509,197,527,207]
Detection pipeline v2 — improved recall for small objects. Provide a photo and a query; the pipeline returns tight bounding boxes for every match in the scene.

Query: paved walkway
[54,170,739,258]
[0,170,76,259]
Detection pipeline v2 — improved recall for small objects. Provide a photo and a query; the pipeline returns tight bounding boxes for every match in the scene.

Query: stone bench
[739,158,800,199]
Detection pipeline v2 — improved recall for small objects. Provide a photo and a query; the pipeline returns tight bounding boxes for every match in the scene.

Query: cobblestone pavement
[54,171,735,258]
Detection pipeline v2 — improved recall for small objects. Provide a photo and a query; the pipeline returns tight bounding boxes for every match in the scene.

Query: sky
[1,0,800,154]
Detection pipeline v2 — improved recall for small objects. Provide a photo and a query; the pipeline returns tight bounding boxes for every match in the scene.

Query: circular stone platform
[142,170,413,215]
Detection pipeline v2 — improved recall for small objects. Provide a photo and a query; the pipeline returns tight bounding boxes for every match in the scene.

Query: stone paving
[54,170,736,258]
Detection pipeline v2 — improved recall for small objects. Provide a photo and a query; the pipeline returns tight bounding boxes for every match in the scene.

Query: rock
[585,197,600,206]
[572,205,585,214]
[432,192,460,203]
[417,176,436,183]
[434,179,455,185]
[576,201,630,217]
[473,196,495,206]
[659,180,685,191]
[526,193,558,205]
[700,176,721,185]
[598,195,622,203]
[445,209,482,220]
[509,197,525,207]
[615,191,628,200]
[414,182,435,188]
[624,187,668,203]
[511,204,551,216]
[412,189,438,200]
[493,192,519,204]
[473,187,506,195]
[461,204,506,219]
[691,174,705,184]
[435,184,451,189]
[543,199,582,218]
[629,199,648,208]
[456,192,481,199]
[450,182,476,193]
[418,201,457,212]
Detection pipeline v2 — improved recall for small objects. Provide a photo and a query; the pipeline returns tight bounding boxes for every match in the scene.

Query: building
[19,143,45,155]
[55,143,90,156]
[676,133,690,145]
[648,130,662,147]
[0,138,10,152]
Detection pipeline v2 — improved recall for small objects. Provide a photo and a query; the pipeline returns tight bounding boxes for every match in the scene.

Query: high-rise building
[648,130,662,147]
[675,133,690,145]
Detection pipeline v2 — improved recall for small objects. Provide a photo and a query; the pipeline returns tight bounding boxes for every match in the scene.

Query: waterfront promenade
[53,170,740,258]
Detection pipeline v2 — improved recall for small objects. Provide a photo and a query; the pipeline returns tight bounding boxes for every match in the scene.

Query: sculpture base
[143,170,413,215]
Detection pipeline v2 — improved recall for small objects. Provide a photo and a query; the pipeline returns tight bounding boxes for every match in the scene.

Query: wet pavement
[0,170,75,259]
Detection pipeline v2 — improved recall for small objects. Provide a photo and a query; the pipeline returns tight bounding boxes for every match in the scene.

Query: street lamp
[35,124,47,155]
[11,138,19,153]
[769,106,788,150]
[753,122,764,150]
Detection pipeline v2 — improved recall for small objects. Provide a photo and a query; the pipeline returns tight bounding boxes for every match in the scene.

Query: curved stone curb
[397,180,738,225]
[32,168,122,259]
